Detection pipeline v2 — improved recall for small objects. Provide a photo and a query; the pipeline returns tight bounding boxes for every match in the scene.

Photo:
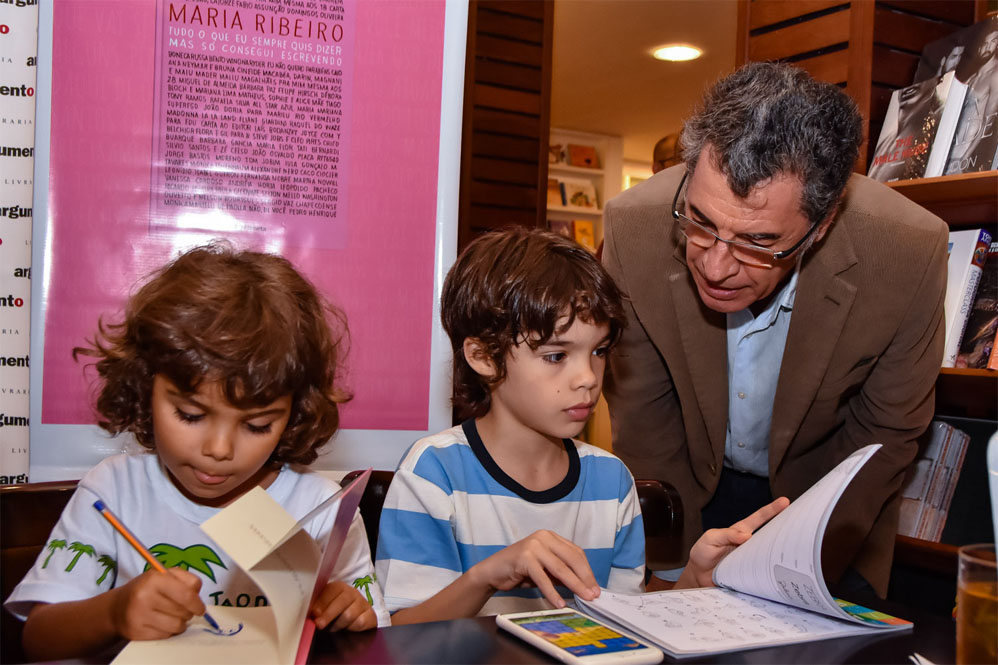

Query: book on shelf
[546,177,565,207]
[567,143,600,169]
[548,219,574,239]
[548,143,566,165]
[913,15,998,175]
[572,219,596,252]
[943,229,992,368]
[898,421,970,542]
[560,176,599,210]
[955,240,998,369]
[914,16,997,82]
[867,71,967,183]
[112,470,371,665]
[576,445,912,659]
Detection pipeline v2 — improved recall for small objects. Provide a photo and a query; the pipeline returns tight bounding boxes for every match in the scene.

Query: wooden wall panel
[879,0,977,23]
[475,10,544,42]
[467,204,537,229]
[789,49,850,84]
[871,5,965,53]
[458,0,554,250]
[478,0,545,20]
[470,156,538,184]
[471,132,539,161]
[475,34,544,66]
[469,181,538,208]
[473,84,541,114]
[475,60,544,92]
[870,44,921,88]
[749,9,851,61]
[747,0,845,30]
[472,108,543,138]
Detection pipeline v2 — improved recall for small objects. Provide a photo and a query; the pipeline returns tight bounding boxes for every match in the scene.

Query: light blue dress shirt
[723,269,799,477]
[653,270,800,583]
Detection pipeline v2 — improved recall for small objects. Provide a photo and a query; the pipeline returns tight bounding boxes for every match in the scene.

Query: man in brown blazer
[602,62,948,597]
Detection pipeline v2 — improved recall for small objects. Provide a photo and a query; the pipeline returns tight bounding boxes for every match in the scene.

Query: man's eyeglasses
[671,171,819,269]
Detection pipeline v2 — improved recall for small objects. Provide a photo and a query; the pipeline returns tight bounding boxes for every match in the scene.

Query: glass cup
[956,544,997,665]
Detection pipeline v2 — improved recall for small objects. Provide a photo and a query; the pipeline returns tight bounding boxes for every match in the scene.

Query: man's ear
[463,338,496,379]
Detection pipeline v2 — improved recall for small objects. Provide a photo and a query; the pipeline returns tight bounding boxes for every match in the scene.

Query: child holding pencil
[4,243,388,661]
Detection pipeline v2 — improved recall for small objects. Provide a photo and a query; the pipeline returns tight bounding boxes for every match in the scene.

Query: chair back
[635,479,684,571]
[1,480,79,664]
[341,470,395,556]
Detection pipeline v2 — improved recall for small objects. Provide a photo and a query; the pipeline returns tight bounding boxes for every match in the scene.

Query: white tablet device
[496,608,663,665]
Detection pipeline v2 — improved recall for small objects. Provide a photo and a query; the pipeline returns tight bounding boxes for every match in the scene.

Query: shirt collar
[728,267,799,331]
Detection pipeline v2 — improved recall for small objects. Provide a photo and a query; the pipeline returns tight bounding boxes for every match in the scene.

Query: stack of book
[955,239,998,369]
[897,421,970,542]
[546,177,600,212]
[867,71,966,182]
[868,15,998,181]
[944,229,994,369]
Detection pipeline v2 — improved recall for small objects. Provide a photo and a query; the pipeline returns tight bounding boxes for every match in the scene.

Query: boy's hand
[110,568,205,641]
[310,581,377,632]
[679,496,791,589]
[470,530,600,609]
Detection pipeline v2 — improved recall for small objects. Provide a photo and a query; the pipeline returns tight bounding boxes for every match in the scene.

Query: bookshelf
[544,129,622,451]
[886,170,998,421]
[886,171,998,420]
[546,128,622,249]
[886,170,997,613]
[886,171,998,228]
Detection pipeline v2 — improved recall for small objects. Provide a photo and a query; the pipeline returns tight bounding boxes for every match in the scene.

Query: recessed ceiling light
[653,45,702,62]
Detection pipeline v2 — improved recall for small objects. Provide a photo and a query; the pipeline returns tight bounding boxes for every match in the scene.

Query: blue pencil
[93,499,220,631]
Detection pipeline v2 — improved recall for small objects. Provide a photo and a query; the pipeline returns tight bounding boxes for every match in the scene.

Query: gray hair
[681,62,863,226]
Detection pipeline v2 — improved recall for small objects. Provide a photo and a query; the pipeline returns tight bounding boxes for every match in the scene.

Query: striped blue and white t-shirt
[375,420,645,616]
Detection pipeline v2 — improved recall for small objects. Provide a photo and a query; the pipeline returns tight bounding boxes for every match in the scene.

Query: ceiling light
[653,45,702,62]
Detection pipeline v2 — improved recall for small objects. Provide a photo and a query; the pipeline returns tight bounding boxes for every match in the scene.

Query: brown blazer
[602,165,948,596]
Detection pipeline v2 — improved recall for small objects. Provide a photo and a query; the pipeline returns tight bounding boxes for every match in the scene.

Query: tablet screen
[510,612,647,657]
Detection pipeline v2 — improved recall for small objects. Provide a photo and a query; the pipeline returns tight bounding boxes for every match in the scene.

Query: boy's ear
[462,338,496,379]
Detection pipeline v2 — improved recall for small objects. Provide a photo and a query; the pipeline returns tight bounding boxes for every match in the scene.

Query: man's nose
[699,240,740,282]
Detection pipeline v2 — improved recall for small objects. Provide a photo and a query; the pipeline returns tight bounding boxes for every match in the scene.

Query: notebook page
[712,444,881,621]
[579,587,903,658]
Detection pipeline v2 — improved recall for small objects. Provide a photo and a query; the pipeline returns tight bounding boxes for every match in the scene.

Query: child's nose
[202,428,235,461]
[573,359,599,390]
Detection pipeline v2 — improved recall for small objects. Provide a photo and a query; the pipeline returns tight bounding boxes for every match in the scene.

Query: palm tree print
[352,574,375,604]
[65,542,96,572]
[148,544,226,582]
[96,555,117,586]
[42,539,66,568]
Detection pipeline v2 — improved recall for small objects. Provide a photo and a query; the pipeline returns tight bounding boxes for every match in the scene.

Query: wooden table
[308,600,956,664]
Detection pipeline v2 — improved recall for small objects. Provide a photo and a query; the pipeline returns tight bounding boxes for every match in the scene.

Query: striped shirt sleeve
[375,445,462,613]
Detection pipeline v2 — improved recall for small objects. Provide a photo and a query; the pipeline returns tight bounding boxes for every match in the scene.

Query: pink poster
[41,0,447,433]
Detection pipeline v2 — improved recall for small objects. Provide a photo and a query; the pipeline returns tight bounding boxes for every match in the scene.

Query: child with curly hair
[5,243,388,661]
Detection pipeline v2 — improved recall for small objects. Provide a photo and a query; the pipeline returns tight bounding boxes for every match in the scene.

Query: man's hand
[679,496,791,589]
[310,581,377,631]
[109,568,205,641]
[469,530,600,608]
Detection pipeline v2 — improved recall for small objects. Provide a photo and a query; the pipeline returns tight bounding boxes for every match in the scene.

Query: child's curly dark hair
[441,227,626,421]
[73,242,350,466]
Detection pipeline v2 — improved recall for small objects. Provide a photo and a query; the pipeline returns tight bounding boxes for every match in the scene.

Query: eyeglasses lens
[677,217,774,268]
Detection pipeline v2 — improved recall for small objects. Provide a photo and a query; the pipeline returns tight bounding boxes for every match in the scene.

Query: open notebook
[112,469,371,665]
[578,445,912,658]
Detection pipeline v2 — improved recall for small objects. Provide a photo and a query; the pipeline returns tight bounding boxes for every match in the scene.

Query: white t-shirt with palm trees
[5,452,389,627]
